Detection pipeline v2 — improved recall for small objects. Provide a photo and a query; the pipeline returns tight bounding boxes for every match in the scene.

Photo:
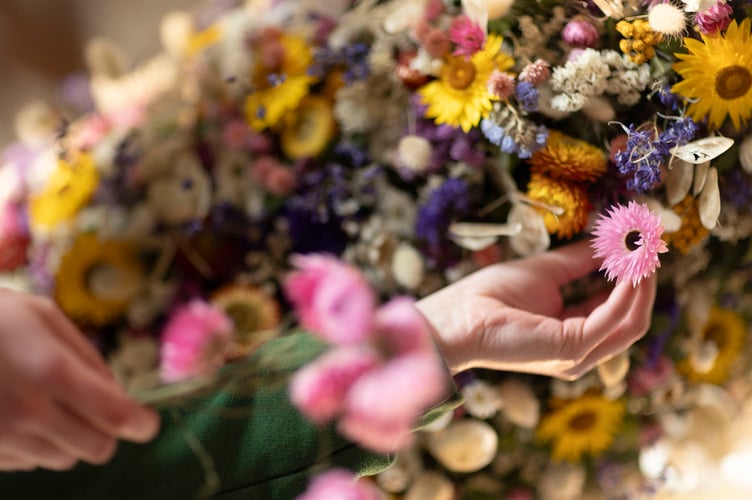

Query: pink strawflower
[695,2,733,35]
[449,15,485,58]
[423,28,452,58]
[628,356,675,397]
[423,0,445,22]
[159,300,233,382]
[296,469,382,500]
[285,254,377,345]
[339,353,446,453]
[72,114,111,150]
[591,201,668,286]
[0,203,30,271]
[265,166,296,196]
[486,70,516,99]
[289,346,381,423]
[375,297,435,356]
[562,18,600,47]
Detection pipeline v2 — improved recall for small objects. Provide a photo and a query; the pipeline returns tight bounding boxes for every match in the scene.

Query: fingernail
[122,407,161,442]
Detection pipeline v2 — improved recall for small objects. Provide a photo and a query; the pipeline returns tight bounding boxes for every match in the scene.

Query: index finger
[51,361,160,443]
[522,239,601,287]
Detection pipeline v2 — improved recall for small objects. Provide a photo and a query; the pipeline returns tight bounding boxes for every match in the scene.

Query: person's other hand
[416,240,657,379]
[0,289,160,471]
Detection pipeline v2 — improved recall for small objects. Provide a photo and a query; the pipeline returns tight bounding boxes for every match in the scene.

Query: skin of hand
[416,240,657,380]
[0,288,160,472]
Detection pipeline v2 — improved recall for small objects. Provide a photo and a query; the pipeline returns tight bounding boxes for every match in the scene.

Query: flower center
[568,410,597,432]
[226,302,261,332]
[447,59,477,90]
[624,230,642,251]
[715,65,752,100]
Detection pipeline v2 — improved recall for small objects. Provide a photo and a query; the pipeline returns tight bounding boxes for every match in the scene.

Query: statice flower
[415,177,471,257]
[615,118,697,193]
[311,43,371,84]
[516,81,540,112]
[481,105,549,159]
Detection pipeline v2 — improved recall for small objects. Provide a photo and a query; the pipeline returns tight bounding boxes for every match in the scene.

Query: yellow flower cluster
[616,19,663,65]
[662,195,710,254]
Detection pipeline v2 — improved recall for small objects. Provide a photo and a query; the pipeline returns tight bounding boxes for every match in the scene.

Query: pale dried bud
[398,135,433,172]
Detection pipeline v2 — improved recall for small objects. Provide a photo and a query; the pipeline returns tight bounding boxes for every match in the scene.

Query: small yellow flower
[528,130,607,183]
[526,174,592,239]
[280,95,336,159]
[55,233,144,326]
[211,284,281,359]
[29,153,99,230]
[244,33,316,131]
[186,25,222,55]
[537,394,626,462]
[678,307,747,384]
[662,195,710,254]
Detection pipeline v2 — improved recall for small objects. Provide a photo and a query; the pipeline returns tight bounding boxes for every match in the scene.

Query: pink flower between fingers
[296,468,382,500]
[159,300,233,382]
[285,254,377,345]
[289,346,381,423]
[591,201,668,286]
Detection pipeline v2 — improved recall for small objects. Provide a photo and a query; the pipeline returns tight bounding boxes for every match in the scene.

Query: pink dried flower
[486,70,516,99]
[0,203,30,271]
[519,59,551,85]
[222,119,255,149]
[449,15,485,58]
[628,356,674,396]
[72,114,111,150]
[251,156,283,183]
[290,346,381,423]
[562,18,600,47]
[695,2,733,35]
[375,297,435,356]
[423,0,445,22]
[160,300,233,382]
[339,353,446,453]
[264,166,296,196]
[285,254,377,345]
[591,201,668,286]
[297,469,382,500]
[424,28,452,58]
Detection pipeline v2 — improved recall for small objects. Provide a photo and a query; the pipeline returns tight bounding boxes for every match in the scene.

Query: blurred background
[0,0,197,144]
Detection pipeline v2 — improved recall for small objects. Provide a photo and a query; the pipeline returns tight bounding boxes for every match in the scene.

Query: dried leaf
[698,167,720,230]
[665,159,694,206]
[672,136,733,164]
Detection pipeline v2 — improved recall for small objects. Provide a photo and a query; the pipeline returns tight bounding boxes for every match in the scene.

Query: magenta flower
[0,203,30,272]
[562,18,600,47]
[159,300,233,382]
[695,2,733,35]
[591,201,668,286]
[339,353,447,453]
[449,15,485,58]
[285,254,377,345]
[296,469,382,500]
[289,346,381,423]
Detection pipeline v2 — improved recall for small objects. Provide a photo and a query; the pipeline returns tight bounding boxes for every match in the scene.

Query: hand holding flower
[416,240,657,379]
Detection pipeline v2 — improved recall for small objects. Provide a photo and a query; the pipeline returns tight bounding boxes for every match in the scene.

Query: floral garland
[3,0,752,497]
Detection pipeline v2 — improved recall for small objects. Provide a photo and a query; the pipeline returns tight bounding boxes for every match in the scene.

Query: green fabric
[0,332,461,500]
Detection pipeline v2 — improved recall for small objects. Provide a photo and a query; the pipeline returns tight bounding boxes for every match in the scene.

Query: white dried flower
[648,3,687,38]
[498,379,540,429]
[398,135,433,172]
[462,380,502,419]
[539,463,586,500]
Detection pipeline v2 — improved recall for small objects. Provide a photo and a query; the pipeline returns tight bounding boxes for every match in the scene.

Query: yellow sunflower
[672,19,752,130]
[536,394,626,462]
[211,284,281,359]
[418,34,514,132]
[244,32,316,131]
[528,130,607,183]
[55,233,144,326]
[526,174,593,239]
[29,152,99,231]
[678,307,747,384]
[662,195,710,255]
[280,95,336,159]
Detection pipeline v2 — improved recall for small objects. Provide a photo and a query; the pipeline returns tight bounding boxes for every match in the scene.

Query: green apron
[0,332,460,500]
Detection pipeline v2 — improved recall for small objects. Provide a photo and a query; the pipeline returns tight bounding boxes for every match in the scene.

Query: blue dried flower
[515,81,539,112]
